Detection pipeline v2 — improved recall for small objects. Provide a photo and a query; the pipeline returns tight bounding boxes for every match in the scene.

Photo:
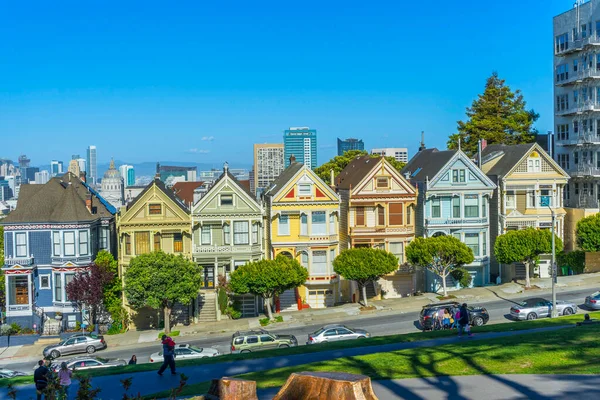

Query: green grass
[157,331,180,339]
[3,311,599,390]
[259,315,284,326]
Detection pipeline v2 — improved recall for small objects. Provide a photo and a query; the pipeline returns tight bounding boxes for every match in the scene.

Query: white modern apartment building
[34,170,50,185]
[253,143,285,197]
[554,0,600,208]
[370,147,409,163]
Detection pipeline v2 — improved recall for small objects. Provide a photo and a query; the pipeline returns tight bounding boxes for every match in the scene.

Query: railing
[306,234,338,242]
[426,217,488,225]
[555,100,600,116]
[193,244,262,254]
[4,256,34,266]
[350,226,414,234]
[7,304,31,312]
[556,35,600,56]
[556,67,600,86]
[51,256,93,264]
[557,133,600,146]
[569,164,600,177]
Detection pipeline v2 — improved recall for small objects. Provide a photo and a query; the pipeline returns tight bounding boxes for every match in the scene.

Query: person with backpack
[157,334,177,376]
[458,303,473,337]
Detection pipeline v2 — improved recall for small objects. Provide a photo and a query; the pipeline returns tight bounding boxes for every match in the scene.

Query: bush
[218,287,229,314]
[9,322,21,334]
[558,250,585,274]
[259,317,270,326]
[226,300,242,319]
[106,323,124,335]
[450,268,472,288]
[158,330,180,339]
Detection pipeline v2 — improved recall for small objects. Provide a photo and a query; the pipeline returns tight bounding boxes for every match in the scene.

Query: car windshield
[95,357,108,363]
[591,291,600,299]
[189,346,203,353]
[312,328,326,336]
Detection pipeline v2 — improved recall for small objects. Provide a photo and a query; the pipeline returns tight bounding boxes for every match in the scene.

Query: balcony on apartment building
[569,163,600,177]
[556,66,600,87]
[557,132,600,146]
[556,100,600,116]
[555,34,600,57]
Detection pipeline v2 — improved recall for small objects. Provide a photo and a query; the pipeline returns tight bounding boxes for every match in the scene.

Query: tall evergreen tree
[448,72,538,156]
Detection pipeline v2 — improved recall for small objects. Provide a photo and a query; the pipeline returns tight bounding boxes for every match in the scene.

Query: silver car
[43,333,107,359]
[510,297,578,320]
[307,324,370,344]
[149,344,220,363]
[584,291,600,310]
[49,356,126,372]
[0,369,27,379]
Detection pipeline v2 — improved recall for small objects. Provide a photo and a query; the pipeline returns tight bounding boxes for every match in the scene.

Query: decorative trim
[4,223,91,231]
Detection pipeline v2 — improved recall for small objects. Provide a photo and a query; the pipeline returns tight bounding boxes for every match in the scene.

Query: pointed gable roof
[126,177,189,213]
[263,162,304,197]
[2,173,115,224]
[400,148,456,183]
[479,143,537,176]
[335,155,379,190]
[193,167,259,211]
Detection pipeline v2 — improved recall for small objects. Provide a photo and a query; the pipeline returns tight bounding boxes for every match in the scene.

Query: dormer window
[527,152,541,173]
[298,184,311,196]
[220,195,233,206]
[149,203,162,215]
[376,177,390,189]
[452,169,466,183]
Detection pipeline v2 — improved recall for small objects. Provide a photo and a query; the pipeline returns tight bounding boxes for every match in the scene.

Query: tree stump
[207,377,258,400]
[273,371,378,400]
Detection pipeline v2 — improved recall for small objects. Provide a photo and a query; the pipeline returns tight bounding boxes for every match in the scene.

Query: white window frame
[53,272,63,303]
[201,225,211,245]
[63,231,76,256]
[251,223,259,244]
[278,215,290,236]
[298,184,311,196]
[223,224,231,245]
[79,230,89,256]
[39,274,51,290]
[233,221,249,245]
[527,158,541,173]
[15,232,28,258]
[329,213,336,234]
[465,233,480,257]
[301,252,309,269]
[300,214,308,236]
[311,250,328,276]
[52,231,61,256]
[389,242,404,264]
[505,191,516,209]
[311,211,327,235]
[220,194,233,206]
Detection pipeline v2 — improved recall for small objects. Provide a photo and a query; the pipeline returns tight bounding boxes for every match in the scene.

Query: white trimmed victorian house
[1,173,116,332]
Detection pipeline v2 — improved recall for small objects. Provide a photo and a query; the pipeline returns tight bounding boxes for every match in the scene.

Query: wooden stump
[273,371,378,400]
[206,377,258,400]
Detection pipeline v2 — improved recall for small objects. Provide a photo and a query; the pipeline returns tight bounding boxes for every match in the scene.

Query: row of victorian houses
[1,142,570,331]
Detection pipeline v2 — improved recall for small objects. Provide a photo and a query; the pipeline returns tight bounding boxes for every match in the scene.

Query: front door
[202,266,215,288]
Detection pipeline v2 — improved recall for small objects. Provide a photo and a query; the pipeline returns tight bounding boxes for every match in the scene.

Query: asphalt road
[2,286,594,374]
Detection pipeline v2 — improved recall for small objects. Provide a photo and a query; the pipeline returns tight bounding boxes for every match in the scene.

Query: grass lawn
[3,311,599,391]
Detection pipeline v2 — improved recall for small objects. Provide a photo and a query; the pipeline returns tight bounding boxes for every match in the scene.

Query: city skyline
[0,1,571,165]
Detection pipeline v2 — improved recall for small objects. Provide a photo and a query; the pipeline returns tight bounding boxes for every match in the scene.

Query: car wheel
[241,350,251,353]
[50,350,61,359]
[357,336,366,339]
[526,313,537,320]
[279,344,289,349]
[86,346,96,354]
[563,308,573,316]
[473,317,484,326]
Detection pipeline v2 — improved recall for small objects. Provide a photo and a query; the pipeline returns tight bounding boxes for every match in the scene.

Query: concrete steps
[198,292,217,322]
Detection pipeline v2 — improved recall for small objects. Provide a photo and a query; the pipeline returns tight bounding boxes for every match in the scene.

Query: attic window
[298,184,311,196]
[220,195,233,206]
[149,204,162,215]
[376,177,390,189]
[527,157,541,173]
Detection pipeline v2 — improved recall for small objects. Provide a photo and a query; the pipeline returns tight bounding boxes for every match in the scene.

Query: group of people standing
[34,359,72,400]
[433,303,474,337]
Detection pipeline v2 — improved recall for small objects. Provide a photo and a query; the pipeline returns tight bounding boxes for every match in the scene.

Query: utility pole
[545,200,558,318]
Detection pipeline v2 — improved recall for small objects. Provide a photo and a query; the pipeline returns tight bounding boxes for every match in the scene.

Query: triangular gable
[192,172,262,215]
[506,144,570,179]
[120,181,190,223]
[352,158,416,196]
[428,151,496,189]
[272,166,339,203]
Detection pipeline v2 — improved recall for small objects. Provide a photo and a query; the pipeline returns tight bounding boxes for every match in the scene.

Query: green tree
[494,228,563,288]
[229,255,308,320]
[576,213,600,252]
[314,150,406,183]
[406,236,474,297]
[333,247,398,307]
[447,72,538,156]
[124,251,203,333]
[94,250,127,329]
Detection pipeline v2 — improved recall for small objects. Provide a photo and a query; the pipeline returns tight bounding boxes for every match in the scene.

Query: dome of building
[103,159,121,180]
[100,158,124,208]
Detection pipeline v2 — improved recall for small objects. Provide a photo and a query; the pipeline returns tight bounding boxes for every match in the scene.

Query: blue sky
[0,0,572,168]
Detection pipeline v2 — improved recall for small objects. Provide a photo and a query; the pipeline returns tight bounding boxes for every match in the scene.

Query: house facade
[191,164,264,319]
[402,149,496,289]
[116,177,194,329]
[264,157,341,310]
[480,143,570,283]
[1,173,116,332]
[336,156,418,300]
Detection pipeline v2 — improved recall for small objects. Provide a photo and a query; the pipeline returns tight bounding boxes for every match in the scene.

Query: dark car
[419,301,489,331]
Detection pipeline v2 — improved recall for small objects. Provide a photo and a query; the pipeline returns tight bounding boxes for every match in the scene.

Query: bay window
[154,233,161,251]
[173,233,183,252]
[300,214,308,236]
[465,233,480,257]
[329,213,336,234]
[278,215,290,236]
[54,272,63,302]
[389,203,404,225]
[506,191,516,209]
[377,206,385,225]
[311,212,326,235]
[64,231,75,256]
[8,275,29,305]
[301,252,309,269]
[135,232,150,254]
[464,195,479,218]
[15,232,27,257]
[223,224,231,245]
[312,251,327,275]
[53,231,61,256]
[452,197,461,218]
[431,198,441,218]
[252,223,259,244]
[355,207,365,226]
[389,242,404,264]
[201,225,211,245]
[233,221,249,245]
[79,230,89,255]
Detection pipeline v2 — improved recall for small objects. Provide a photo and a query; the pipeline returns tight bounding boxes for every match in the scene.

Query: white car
[149,344,219,363]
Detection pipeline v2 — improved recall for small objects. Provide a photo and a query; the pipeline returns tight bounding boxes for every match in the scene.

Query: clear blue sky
[0,0,572,168]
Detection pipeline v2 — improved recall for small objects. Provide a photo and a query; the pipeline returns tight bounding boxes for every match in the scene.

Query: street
[1,287,594,374]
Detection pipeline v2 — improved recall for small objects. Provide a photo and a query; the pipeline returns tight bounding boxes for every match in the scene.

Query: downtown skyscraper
[284,127,317,169]
[87,145,97,184]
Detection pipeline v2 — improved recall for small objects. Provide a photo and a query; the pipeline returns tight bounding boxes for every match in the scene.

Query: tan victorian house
[335,156,418,301]
[116,177,193,329]
[480,143,570,283]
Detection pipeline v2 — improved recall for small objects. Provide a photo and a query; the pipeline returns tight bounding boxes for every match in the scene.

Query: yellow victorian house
[116,176,193,329]
[480,143,570,283]
[263,156,340,310]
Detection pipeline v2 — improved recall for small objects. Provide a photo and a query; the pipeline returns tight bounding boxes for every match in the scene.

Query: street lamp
[542,195,558,318]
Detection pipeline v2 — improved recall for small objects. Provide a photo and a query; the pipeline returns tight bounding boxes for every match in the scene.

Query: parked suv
[43,333,107,359]
[419,301,489,331]
[230,329,298,354]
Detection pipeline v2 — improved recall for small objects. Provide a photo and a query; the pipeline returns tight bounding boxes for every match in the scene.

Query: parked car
[584,291,600,310]
[49,356,126,372]
[43,333,107,359]
[0,369,27,379]
[419,301,490,331]
[231,329,298,354]
[149,344,220,363]
[509,297,578,320]
[307,324,370,344]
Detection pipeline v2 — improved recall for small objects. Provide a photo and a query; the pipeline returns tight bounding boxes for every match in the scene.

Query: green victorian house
[191,163,264,318]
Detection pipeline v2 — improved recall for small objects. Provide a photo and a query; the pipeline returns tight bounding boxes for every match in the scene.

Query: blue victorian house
[402,148,496,289]
[1,173,116,332]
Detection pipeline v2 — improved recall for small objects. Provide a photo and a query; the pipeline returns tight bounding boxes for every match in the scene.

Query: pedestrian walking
[129,355,137,365]
[57,361,72,399]
[34,360,49,400]
[458,303,472,337]
[157,335,177,376]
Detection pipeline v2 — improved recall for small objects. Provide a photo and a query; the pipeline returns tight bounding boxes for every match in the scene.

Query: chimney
[330,169,335,186]
[418,131,426,152]
[404,172,411,180]
[79,171,87,183]
[85,193,92,213]
[289,154,296,163]
[224,161,229,173]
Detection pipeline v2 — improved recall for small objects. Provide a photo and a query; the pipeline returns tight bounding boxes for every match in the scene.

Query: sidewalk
[2,272,599,362]
[0,325,576,399]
